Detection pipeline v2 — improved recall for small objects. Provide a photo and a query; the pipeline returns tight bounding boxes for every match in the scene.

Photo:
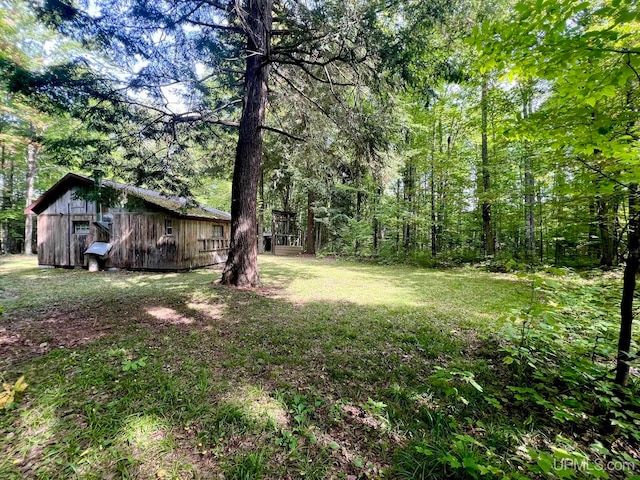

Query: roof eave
[25,172,232,221]
[25,173,92,215]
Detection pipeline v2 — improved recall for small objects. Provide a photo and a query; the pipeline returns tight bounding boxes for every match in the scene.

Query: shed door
[70,219,91,266]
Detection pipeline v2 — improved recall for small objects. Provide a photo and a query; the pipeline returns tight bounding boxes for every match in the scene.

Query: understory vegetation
[1,255,638,479]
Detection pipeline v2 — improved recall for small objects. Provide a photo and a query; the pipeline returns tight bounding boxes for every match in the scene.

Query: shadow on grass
[0,259,520,479]
[0,259,536,479]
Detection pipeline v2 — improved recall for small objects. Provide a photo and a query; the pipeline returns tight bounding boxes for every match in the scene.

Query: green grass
[0,255,635,479]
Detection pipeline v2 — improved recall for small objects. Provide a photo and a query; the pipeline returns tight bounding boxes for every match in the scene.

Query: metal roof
[84,241,112,258]
[25,172,231,221]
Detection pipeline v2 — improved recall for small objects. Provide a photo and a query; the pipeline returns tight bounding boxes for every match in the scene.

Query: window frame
[212,224,224,238]
[72,220,91,235]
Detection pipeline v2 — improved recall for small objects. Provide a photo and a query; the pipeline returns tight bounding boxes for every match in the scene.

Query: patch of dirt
[342,404,385,430]
[0,294,236,368]
[1,304,196,368]
[0,313,115,367]
[314,427,391,479]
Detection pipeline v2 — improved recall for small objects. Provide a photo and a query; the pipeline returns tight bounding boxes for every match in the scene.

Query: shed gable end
[41,187,97,215]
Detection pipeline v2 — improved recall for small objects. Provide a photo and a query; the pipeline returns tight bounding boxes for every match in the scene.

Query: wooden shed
[25,173,231,271]
[272,210,303,256]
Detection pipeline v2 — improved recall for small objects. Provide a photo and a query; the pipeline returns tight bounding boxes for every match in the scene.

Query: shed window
[212,225,224,238]
[73,221,90,234]
[165,218,173,235]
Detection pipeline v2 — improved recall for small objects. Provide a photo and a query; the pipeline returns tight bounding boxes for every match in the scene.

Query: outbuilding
[25,172,231,271]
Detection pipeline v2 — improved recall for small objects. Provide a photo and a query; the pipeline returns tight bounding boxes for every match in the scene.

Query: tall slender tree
[480,78,495,256]
[478,0,640,388]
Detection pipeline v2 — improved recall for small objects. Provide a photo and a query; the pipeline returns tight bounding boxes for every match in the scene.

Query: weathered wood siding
[178,219,230,269]
[41,188,96,215]
[107,213,179,270]
[106,214,229,270]
[38,214,95,266]
[37,215,69,266]
[36,186,230,270]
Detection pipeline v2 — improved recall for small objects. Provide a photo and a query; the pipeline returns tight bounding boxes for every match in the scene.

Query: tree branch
[261,124,305,141]
[573,155,630,190]
[271,68,339,127]
[273,58,355,86]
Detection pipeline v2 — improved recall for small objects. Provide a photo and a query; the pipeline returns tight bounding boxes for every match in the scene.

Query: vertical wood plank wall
[178,219,230,269]
[107,213,176,270]
[36,185,230,270]
[41,189,96,215]
[38,211,230,270]
[37,216,70,266]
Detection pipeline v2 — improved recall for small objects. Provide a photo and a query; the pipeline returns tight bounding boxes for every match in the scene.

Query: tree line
[3,1,636,272]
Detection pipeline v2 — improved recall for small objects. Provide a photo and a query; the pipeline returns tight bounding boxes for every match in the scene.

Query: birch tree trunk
[24,142,38,255]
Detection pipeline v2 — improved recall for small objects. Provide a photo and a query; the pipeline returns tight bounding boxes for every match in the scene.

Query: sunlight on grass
[226,386,289,429]
[17,402,60,458]
[3,392,62,477]
[258,256,527,327]
[70,414,199,479]
[3,254,592,479]
[146,306,194,325]
[185,300,226,321]
[118,415,171,466]
[0,255,38,275]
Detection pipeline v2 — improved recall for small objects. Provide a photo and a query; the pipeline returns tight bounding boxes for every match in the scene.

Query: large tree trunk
[481,79,495,256]
[221,0,272,287]
[24,141,38,255]
[615,184,639,387]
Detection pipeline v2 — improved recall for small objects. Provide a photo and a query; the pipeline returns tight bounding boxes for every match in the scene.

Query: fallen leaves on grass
[0,375,28,409]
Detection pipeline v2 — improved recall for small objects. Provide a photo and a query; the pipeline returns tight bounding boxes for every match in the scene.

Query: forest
[1,0,640,478]
[1,0,637,272]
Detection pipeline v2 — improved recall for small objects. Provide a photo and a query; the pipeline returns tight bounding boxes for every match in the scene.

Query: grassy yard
[0,255,636,479]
